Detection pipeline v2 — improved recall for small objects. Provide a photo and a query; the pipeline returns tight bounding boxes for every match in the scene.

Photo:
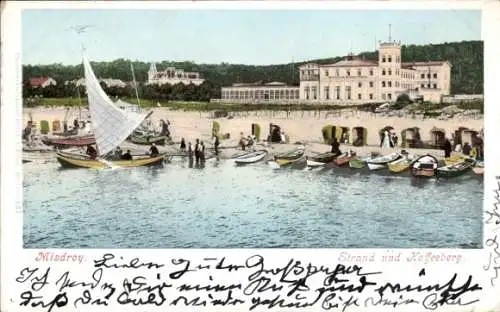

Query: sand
[23,106,484,158]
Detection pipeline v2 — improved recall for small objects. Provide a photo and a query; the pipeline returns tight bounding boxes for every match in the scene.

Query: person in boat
[213,135,220,155]
[122,149,132,160]
[462,142,472,156]
[114,146,123,160]
[194,139,201,163]
[180,138,186,152]
[330,137,342,157]
[63,121,68,134]
[73,119,79,130]
[443,138,452,158]
[200,141,206,162]
[86,144,97,159]
[239,132,246,151]
[246,135,254,148]
[149,143,159,157]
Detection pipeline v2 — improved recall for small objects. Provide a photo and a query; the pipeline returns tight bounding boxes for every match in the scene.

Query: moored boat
[306,152,336,167]
[56,152,167,169]
[366,152,401,171]
[274,148,305,167]
[335,152,356,167]
[411,154,439,178]
[42,135,96,148]
[471,161,484,176]
[127,133,169,146]
[437,158,476,178]
[234,150,267,164]
[349,157,366,169]
[388,156,413,173]
[444,154,468,166]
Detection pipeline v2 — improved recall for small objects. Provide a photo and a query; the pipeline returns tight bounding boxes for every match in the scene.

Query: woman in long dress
[381,131,392,148]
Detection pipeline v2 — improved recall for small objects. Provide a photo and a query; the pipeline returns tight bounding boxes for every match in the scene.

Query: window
[388,81,392,87]
[388,93,392,100]
[382,69,386,75]
[433,84,437,89]
[382,81,386,87]
[382,56,386,62]
[324,86,330,100]
[335,86,340,100]
[369,69,373,76]
[369,93,373,100]
[427,74,431,78]
[312,86,317,100]
[388,56,392,62]
[369,81,374,87]
[421,84,424,88]
[382,93,386,100]
[301,70,305,77]
[305,87,310,100]
[388,69,392,76]
[427,84,431,88]
[346,86,351,100]
[358,93,362,100]
[347,70,351,76]
[358,82,362,88]
[421,74,425,79]
[325,70,329,77]
[357,70,362,76]
[280,90,285,98]
[336,70,339,76]
[433,73,437,78]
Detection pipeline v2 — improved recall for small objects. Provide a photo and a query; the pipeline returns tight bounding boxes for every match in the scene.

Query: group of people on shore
[442,134,484,160]
[178,137,217,164]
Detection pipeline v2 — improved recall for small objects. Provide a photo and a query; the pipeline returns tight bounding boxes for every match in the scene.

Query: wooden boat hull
[42,135,96,147]
[276,156,304,167]
[306,159,326,167]
[275,149,305,167]
[309,152,336,163]
[335,154,356,167]
[437,159,476,178]
[411,155,439,178]
[472,166,484,176]
[234,151,267,164]
[56,152,166,169]
[127,135,168,146]
[366,152,401,171]
[444,155,467,166]
[348,158,365,169]
[388,158,412,173]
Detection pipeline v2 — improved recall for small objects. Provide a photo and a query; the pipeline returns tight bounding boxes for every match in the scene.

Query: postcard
[1,1,499,311]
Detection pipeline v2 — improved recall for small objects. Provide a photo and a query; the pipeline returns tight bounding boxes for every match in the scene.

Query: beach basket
[212,121,222,139]
[52,120,61,132]
[40,120,50,134]
[321,125,334,144]
[251,123,261,141]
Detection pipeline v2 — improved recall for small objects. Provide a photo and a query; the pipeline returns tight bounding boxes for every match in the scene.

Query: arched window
[382,70,386,75]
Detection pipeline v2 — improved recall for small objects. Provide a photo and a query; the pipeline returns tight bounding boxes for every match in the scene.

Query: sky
[22,9,481,66]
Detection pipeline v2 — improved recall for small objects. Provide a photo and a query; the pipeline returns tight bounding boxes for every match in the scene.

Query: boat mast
[130,63,141,106]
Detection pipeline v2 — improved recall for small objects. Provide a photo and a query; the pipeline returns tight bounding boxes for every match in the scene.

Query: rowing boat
[42,135,96,148]
[437,158,476,178]
[388,156,413,173]
[56,152,167,169]
[127,134,169,146]
[444,154,468,166]
[335,152,356,167]
[366,152,401,170]
[306,152,336,167]
[234,150,268,164]
[411,154,439,178]
[471,161,484,176]
[348,158,366,169]
[274,148,305,167]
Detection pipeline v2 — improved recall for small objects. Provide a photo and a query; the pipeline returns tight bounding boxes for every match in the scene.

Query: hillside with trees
[23,40,483,102]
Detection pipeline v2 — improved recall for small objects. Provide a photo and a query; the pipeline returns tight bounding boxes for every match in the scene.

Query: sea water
[23,157,483,249]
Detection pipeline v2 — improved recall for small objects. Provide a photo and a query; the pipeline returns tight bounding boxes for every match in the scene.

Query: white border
[2,1,499,312]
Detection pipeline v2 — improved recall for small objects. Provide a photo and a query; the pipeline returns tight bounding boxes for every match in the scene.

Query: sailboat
[56,56,168,169]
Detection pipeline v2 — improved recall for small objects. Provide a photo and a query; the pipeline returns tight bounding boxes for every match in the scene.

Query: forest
[22,40,483,102]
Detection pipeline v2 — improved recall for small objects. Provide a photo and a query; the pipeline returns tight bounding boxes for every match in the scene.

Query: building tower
[378,24,402,101]
[148,63,158,84]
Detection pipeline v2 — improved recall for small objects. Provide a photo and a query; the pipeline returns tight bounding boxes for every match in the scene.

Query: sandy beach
[23,106,484,158]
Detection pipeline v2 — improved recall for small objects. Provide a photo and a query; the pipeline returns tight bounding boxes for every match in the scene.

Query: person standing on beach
[194,139,200,163]
[443,138,452,158]
[391,133,398,148]
[214,135,220,155]
[200,141,206,163]
[180,138,186,152]
[330,137,342,157]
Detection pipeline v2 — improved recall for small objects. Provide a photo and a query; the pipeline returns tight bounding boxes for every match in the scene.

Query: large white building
[218,82,300,103]
[147,63,204,86]
[300,40,452,104]
[216,39,452,105]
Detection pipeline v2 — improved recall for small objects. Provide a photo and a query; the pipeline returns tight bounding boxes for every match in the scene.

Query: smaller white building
[147,63,204,86]
[219,82,300,103]
[30,77,57,88]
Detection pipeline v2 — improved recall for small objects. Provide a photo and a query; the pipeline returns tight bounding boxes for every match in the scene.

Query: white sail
[83,56,151,156]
